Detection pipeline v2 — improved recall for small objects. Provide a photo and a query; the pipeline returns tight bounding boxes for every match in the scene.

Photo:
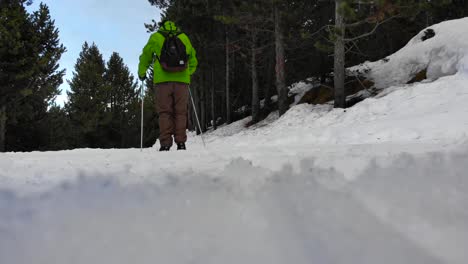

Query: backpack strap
[157,31,168,38]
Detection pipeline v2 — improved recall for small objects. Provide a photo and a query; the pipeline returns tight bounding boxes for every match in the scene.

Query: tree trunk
[211,68,217,130]
[264,49,274,113]
[334,0,346,108]
[275,5,288,116]
[0,105,7,152]
[251,33,260,124]
[225,32,231,124]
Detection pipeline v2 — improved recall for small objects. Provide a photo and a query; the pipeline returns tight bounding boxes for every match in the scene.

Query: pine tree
[0,0,36,151]
[0,1,65,151]
[66,42,108,148]
[10,3,66,151]
[31,3,66,104]
[104,52,139,148]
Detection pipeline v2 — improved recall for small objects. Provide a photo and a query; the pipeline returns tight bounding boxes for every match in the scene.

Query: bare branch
[344,15,400,42]
[345,20,367,28]
[345,39,366,57]
[306,25,331,39]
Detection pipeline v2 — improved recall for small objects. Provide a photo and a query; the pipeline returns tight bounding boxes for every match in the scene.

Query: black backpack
[158,32,188,72]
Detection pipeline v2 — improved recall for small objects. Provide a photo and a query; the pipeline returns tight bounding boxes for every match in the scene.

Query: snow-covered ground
[1,19,468,264]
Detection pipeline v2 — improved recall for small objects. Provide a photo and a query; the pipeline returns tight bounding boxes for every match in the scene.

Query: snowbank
[351,17,468,88]
[0,149,467,264]
[209,73,468,148]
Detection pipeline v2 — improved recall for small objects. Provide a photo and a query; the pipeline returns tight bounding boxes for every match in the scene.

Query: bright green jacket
[138,21,198,84]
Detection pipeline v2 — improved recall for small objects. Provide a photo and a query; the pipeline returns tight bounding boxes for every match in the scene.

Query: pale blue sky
[28,0,161,105]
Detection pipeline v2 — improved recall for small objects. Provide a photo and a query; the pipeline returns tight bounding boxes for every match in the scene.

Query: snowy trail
[1,149,466,264]
[0,141,457,195]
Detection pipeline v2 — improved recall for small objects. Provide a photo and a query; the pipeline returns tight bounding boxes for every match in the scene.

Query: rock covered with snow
[287,78,320,106]
[351,17,468,88]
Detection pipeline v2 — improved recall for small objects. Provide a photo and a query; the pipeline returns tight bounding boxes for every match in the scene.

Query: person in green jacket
[138,20,198,151]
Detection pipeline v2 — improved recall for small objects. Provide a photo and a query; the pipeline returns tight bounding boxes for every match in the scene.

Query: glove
[139,75,146,82]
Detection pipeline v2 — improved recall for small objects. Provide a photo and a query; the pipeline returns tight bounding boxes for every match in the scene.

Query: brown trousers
[155,82,189,147]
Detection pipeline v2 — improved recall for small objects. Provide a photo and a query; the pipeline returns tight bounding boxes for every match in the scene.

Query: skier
[138,20,198,151]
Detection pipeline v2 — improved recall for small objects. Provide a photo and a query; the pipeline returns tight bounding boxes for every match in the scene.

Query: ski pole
[140,80,145,152]
[188,86,206,148]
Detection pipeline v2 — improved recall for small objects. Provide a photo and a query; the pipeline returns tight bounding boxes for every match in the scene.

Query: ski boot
[177,142,186,150]
[159,145,171,152]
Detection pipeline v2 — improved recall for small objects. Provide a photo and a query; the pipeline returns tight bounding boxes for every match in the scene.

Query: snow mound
[351,17,468,88]
[1,149,467,264]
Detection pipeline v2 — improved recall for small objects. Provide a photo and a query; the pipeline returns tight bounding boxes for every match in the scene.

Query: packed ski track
[1,18,468,264]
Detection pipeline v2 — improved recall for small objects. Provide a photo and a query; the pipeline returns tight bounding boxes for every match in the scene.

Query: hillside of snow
[351,17,468,88]
[1,18,468,264]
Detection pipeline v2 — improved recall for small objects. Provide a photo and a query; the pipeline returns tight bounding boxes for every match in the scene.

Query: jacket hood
[158,21,180,34]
